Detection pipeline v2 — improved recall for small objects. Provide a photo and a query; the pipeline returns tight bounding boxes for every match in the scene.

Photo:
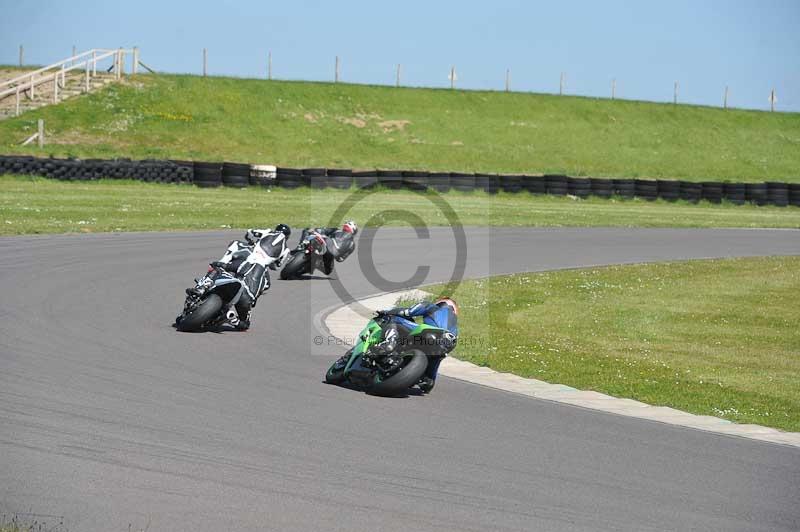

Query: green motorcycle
[325,313,454,396]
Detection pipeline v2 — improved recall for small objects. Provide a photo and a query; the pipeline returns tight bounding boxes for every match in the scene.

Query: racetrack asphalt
[1,227,799,532]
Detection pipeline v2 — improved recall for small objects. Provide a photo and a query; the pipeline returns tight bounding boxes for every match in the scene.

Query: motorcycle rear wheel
[177,294,223,332]
[368,350,428,397]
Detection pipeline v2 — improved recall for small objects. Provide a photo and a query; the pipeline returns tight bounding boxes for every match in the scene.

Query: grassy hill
[1,74,798,181]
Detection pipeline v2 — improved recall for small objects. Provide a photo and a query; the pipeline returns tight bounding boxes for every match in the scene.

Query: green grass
[1,74,799,181]
[2,175,800,235]
[422,257,800,431]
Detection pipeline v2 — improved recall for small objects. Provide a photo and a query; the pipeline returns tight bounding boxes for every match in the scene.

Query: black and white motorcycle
[175,264,250,332]
[176,228,289,332]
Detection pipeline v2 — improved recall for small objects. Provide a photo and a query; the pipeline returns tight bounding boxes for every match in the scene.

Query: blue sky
[2,0,798,111]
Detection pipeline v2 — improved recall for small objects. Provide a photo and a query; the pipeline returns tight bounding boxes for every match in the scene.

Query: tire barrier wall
[1,155,798,207]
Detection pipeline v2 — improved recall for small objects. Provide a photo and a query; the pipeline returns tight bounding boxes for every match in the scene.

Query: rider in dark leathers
[206,224,291,330]
[298,220,357,275]
[372,298,459,392]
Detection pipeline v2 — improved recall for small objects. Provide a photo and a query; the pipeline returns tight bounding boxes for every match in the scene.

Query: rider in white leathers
[210,224,291,330]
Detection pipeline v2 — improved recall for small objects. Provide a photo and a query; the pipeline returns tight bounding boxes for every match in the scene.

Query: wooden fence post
[335,56,340,82]
[450,66,455,89]
[203,48,207,77]
[15,87,20,116]
[72,45,76,63]
[505,69,510,92]
[132,47,139,75]
[92,50,97,76]
[770,88,776,112]
[268,51,272,80]
[674,81,678,104]
[85,61,91,91]
[724,86,728,109]
[559,72,565,95]
[612,78,616,100]
[396,63,401,87]
[19,45,24,66]
[37,119,44,148]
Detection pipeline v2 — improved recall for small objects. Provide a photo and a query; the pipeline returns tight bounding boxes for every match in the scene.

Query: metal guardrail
[0,47,139,117]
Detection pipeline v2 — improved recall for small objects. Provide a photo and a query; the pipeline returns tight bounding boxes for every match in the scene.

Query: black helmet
[275,223,291,237]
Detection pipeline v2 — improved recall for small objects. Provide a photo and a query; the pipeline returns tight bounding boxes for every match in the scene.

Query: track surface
[1,228,799,532]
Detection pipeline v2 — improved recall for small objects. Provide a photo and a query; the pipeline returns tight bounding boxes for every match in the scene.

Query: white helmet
[343,220,358,234]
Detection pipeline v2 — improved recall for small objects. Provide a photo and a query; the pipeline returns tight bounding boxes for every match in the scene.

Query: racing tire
[177,294,223,332]
[280,253,308,280]
[368,350,428,397]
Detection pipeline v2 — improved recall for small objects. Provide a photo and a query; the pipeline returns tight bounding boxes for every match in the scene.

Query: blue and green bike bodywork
[325,314,455,396]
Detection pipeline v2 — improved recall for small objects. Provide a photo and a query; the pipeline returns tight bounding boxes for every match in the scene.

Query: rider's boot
[236,310,251,331]
[418,377,435,394]
[225,308,241,328]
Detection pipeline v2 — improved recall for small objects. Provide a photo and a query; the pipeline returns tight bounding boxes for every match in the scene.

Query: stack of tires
[723,183,746,204]
[680,181,702,202]
[745,183,768,205]
[500,175,522,193]
[613,179,635,198]
[377,170,403,190]
[221,162,250,188]
[635,179,658,200]
[450,172,475,192]
[567,177,591,198]
[428,172,450,193]
[194,162,223,187]
[590,178,614,198]
[487,174,501,194]
[402,170,429,191]
[657,180,681,201]
[523,175,546,194]
[276,167,305,189]
[701,182,723,203]
[304,168,327,189]
[545,174,568,195]
[789,184,800,207]
[473,173,492,193]
[327,169,353,189]
[353,170,378,189]
[767,182,789,207]
[249,164,276,187]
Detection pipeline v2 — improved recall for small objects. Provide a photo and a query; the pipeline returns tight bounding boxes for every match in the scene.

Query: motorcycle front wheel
[368,350,428,397]
[280,253,307,280]
[177,293,223,332]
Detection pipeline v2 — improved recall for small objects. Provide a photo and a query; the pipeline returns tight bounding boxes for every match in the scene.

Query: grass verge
[1,74,799,181]
[421,257,800,431]
[2,175,800,235]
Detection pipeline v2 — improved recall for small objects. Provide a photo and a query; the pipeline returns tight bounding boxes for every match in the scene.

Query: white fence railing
[0,47,139,117]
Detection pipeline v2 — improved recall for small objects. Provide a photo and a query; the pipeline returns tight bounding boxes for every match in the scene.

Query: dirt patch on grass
[49,129,114,145]
[378,119,410,133]
[304,113,318,123]
[341,117,366,128]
